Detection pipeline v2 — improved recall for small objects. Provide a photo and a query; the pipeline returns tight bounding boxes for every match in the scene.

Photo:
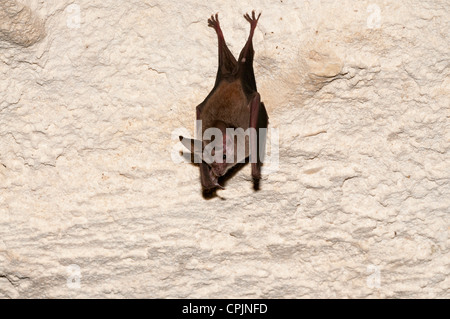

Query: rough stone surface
[0,0,45,47]
[0,0,448,298]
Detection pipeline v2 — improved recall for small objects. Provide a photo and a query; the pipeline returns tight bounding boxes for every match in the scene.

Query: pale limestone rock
[0,0,448,298]
[0,0,45,47]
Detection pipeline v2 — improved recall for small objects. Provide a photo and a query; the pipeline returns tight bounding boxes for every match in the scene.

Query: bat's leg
[237,11,261,95]
[208,13,237,82]
[249,92,268,182]
[241,11,261,60]
[208,13,237,72]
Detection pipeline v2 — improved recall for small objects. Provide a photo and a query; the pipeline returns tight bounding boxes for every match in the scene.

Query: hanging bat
[179,11,268,190]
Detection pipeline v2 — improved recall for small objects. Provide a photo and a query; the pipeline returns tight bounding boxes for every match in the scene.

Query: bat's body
[180,11,268,190]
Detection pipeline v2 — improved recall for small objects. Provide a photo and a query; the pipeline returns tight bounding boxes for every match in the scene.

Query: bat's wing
[249,92,268,180]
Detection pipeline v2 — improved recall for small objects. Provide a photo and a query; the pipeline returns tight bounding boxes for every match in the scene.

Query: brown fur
[201,80,250,134]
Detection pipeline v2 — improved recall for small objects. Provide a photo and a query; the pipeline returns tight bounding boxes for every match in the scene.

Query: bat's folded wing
[249,93,269,180]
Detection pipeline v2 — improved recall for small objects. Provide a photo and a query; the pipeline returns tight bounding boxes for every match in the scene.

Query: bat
[179,11,269,191]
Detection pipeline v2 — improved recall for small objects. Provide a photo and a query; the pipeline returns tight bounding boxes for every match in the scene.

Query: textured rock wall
[0,0,45,48]
[0,0,448,298]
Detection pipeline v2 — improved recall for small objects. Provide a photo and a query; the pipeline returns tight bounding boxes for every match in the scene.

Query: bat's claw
[208,12,220,29]
[244,10,261,27]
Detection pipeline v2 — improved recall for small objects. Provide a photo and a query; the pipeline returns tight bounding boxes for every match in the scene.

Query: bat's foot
[208,13,221,30]
[208,13,226,42]
[244,10,261,31]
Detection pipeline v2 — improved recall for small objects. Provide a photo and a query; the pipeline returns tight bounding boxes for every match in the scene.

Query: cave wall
[0,0,448,298]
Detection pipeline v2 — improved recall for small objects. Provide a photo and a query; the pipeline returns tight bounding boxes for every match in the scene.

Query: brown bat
[180,11,268,190]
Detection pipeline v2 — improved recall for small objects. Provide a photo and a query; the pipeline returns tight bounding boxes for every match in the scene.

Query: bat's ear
[179,135,206,163]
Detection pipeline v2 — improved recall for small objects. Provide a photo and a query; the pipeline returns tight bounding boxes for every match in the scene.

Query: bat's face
[209,134,235,177]
[179,130,249,189]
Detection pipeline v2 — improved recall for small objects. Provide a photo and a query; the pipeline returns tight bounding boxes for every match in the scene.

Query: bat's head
[208,132,235,177]
[179,133,239,172]
[179,127,248,188]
